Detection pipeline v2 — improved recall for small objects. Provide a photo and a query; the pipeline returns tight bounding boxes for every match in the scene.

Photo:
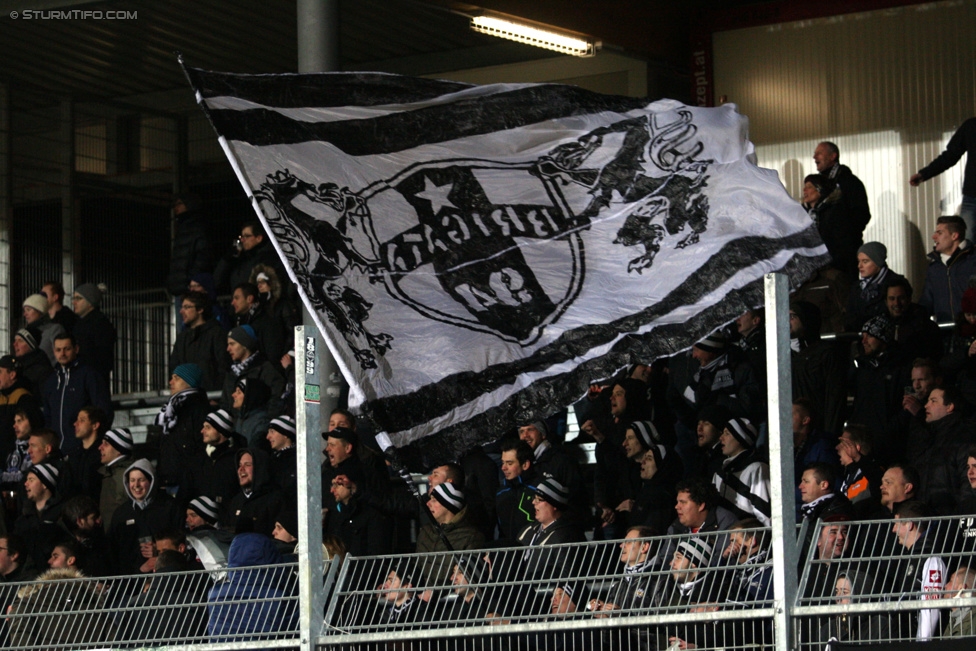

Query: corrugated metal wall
[713,0,976,289]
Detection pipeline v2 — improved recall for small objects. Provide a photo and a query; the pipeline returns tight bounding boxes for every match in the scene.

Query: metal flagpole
[764,272,798,651]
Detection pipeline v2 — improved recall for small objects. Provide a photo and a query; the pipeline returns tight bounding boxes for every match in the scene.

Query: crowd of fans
[0,132,975,647]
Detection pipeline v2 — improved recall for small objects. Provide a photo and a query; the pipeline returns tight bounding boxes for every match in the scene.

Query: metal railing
[320,528,775,651]
[793,516,976,648]
[1,562,301,651]
[4,518,976,650]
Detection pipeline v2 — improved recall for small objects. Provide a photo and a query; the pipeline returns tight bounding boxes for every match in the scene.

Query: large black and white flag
[184,65,828,462]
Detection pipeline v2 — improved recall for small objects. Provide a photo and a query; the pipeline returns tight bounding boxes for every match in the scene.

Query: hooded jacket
[207,532,298,643]
[235,377,271,448]
[226,448,284,537]
[8,567,117,649]
[108,458,182,574]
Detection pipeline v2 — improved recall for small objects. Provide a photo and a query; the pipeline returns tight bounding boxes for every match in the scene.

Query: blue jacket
[920,243,976,323]
[42,360,112,456]
[207,533,297,643]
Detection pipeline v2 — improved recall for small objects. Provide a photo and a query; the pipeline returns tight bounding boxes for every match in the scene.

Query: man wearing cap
[667,331,763,474]
[186,495,221,533]
[221,324,285,418]
[12,324,54,394]
[21,293,66,367]
[14,462,64,568]
[712,417,771,526]
[662,536,714,609]
[416,482,485,587]
[920,215,976,324]
[845,242,906,333]
[849,314,911,446]
[42,333,113,457]
[155,363,210,490]
[230,282,287,364]
[179,409,245,527]
[63,405,108,502]
[0,355,42,462]
[98,427,133,534]
[170,290,230,392]
[70,283,117,385]
[267,415,297,492]
[516,477,586,564]
[226,448,283,536]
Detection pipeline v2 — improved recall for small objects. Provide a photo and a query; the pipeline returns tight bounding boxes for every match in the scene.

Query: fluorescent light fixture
[471,15,597,57]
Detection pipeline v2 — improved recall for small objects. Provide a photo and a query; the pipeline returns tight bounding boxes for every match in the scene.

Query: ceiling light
[470,15,597,57]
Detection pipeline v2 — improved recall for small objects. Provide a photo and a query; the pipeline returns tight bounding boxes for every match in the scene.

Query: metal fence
[320,527,775,651]
[1,562,301,651]
[793,516,976,649]
[5,519,976,650]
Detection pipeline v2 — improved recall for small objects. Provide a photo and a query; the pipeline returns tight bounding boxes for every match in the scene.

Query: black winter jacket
[166,211,213,295]
[170,319,230,392]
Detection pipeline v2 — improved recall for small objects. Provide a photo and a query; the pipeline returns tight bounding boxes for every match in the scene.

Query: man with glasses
[214,221,286,295]
[169,290,229,392]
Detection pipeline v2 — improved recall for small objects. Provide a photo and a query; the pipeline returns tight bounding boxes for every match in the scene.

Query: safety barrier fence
[1,562,300,651]
[4,518,976,650]
[318,527,774,651]
[792,515,976,648]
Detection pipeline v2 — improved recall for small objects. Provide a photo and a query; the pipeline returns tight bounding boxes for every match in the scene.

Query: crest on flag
[255,108,713,365]
[185,65,829,463]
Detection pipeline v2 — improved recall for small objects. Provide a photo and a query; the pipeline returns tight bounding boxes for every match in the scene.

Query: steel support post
[297,0,338,73]
[296,5,340,649]
[0,84,10,344]
[295,321,335,651]
[60,98,76,295]
[764,273,798,651]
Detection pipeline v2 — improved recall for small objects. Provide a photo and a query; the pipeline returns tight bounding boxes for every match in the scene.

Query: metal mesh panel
[0,563,301,651]
[321,528,775,651]
[794,516,976,647]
